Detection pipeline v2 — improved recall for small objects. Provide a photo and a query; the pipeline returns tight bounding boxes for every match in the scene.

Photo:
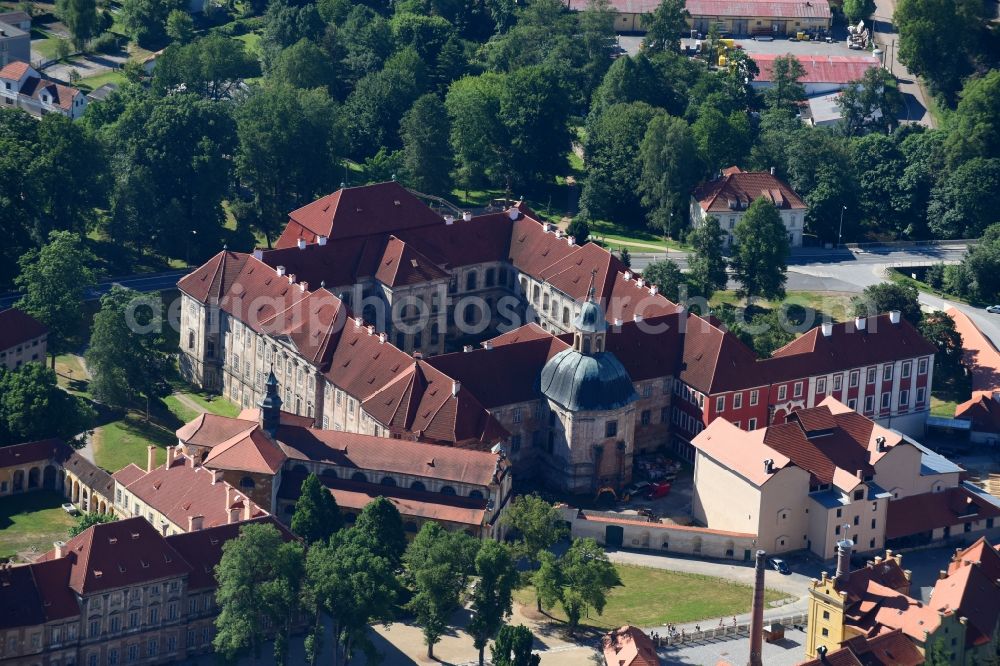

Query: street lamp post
[838,205,847,248]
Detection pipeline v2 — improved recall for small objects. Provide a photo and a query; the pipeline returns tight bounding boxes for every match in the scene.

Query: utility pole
[838,205,847,248]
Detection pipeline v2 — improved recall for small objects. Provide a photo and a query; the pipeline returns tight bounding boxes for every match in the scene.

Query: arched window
[440,486,456,496]
[542,293,550,312]
[411,481,426,492]
[464,304,478,326]
[485,268,496,286]
[321,468,337,479]
[240,476,255,490]
[466,271,477,291]
[293,464,308,474]
[381,476,397,487]
[351,472,368,483]
[469,490,484,499]
[188,331,195,350]
[562,307,570,324]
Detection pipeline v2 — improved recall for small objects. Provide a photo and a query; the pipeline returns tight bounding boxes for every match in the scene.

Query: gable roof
[693,166,806,213]
[602,625,661,666]
[204,427,286,474]
[0,308,48,351]
[947,307,1000,395]
[0,60,33,81]
[0,438,69,469]
[752,54,879,85]
[886,485,1000,539]
[176,413,259,449]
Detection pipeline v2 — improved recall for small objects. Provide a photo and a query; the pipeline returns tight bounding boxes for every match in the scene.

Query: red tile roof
[165,516,293,590]
[279,181,445,246]
[63,450,114,498]
[680,314,760,394]
[204,427,286,474]
[0,438,69,469]
[693,167,806,214]
[278,471,490,527]
[115,452,269,530]
[0,308,48,351]
[796,647,864,666]
[752,54,879,85]
[948,537,1000,581]
[176,413,259,449]
[886,486,1000,540]
[37,517,192,595]
[687,0,831,18]
[375,236,451,287]
[20,77,83,111]
[947,307,1000,395]
[602,625,661,666]
[955,394,1000,434]
[0,60,32,81]
[277,422,505,486]
[799,630,924,666]
[929,560,1000,647]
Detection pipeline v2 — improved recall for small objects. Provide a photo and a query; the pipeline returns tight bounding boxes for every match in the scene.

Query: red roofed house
[178,181,938,495]
[691,397,975,559]
[0,307,48,369]
[0,61,87,119]
[167,375,514,538]
[687,0,831,36]
[796,629,924,666]
[690,166,808,247]
[806,538,1000,664]
[0,515,294,664]
[751,54,882,95]
[602,625,661,666]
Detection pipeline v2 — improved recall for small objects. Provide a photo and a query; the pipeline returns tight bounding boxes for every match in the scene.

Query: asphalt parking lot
[619,31,874,61]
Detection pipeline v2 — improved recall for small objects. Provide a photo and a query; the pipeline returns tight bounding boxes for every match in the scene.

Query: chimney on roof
[243,498,253,521]
[166,446,176,467]
[54,541,66,558]
[649,285,658,295]
[188,515,203,532]
[633,314,643,323]
[299,282,308,292]
[624,271,632,281]
[147,446,157,473]
[462,211,472,222]
[636,278,645,288]
[318,235,328,246]
[463,345,473,352]
[555,229,564,239]
[876,436,886,452]
[366,325,374,336]
[508,208,519,221]
[452,380,460,397]
[444,214,454,225]
[276,266,286,277]
[253,249,263,260]
[855,316,866,331]
[567,236,576,246]
[764,459,775,474]
[378,332,386,344]
[482,340,493,351]
[770,167,776,176]
[836,535,854,583]
[821,321,833,337]
[287,273,295,284]
[211,469,223,485]
[297,238,307,250]
[413,351,423,359]
[614,318,623,327]
[226,487,239,524]
[889,310,901,325]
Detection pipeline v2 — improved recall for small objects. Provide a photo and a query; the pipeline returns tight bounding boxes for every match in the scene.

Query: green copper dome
[540,348,637,412]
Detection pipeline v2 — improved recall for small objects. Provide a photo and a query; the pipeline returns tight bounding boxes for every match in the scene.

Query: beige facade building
[692,398,986,559]
[0,308,48,370]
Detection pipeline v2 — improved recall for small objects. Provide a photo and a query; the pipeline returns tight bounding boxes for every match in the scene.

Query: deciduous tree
[69,512,116,536]
[687,215,728,301]
[639,114,700,237]
[56,0,99,49]
[641,259,689,302]
[0,364,94,445]
[919,311,963,374]
[491,625,540,666]
[469,541,518,666]
[15,231,96,365]
[763,54,805,111]
[352,496,407,569]
[895,0,985,101]
[730,198,789,304]
[291,473,342,545]
[851,282,921,324]
[399,93,453,195]
[927,158,1000,239]
[557,538,620,635]
[642,0,687,52]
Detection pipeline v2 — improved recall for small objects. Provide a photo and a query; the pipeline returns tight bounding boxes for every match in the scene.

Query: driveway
[42,52,128,84]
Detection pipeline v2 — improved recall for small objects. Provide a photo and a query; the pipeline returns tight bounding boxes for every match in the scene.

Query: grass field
[54,353,90,395]
[76,70,126,92]
[92,414,173,472]
[0,491,76,561]
[589,220,688,252]
[710,290,856,324]
[931,371,971,418]
[177,391,242,418]
[514,564,789,630]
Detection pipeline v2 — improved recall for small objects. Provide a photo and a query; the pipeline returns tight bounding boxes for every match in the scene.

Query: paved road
[870,0,934,127]
[0,270,187,311]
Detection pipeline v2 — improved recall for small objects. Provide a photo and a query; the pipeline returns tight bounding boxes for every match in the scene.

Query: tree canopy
[730,199,790,303]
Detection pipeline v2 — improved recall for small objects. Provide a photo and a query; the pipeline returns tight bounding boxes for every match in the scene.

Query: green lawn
[76,70,126,92]
[54,353,90,395]
[589,219,688,252]
[162,394,200,424]
[931,370,971,418]
[234,31,261,54]
[32,36,62,61]
[710,290,856,324]
[178,391,242,418]
[92,414,174,473]
[0,491,76,561]
[514,563,790,630]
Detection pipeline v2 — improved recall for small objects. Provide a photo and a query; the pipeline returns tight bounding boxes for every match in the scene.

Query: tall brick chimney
[146,446,157,472]
[748,549,766,666]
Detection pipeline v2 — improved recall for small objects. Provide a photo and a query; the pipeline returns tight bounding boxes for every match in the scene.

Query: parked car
[624,481,651,499]
[645,482,672,500]
[986,305,1000,314]
[767,557,790,574]
[61,503,79,516]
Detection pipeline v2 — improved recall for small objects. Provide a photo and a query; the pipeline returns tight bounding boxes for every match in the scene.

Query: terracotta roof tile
[204,427,286,474]
[602,625,661,666]
[375,236,451,287]
[0,438,68,469]
[752,54,878,84]
[0,60,31,80]
[0,308,48,351]
[886,486,1000,540]
[947,307,1000,395]
[693,167,806,214]
[175,413,259,449]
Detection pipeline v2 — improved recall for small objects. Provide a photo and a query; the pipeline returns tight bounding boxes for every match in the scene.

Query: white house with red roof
[691,166,808,247]
[0,61,87,119]
[751,53,882,96]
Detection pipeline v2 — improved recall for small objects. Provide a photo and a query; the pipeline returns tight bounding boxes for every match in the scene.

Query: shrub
[91,31,119,53]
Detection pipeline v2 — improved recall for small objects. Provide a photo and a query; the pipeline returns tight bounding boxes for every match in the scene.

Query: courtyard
[0,490,75,561]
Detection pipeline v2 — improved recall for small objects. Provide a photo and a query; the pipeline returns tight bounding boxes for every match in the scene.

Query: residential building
[0,515,294,665]
[673,312,937,462]
[602,625,661,666]
[686,0,832,36]
[805,538,1000,664]
[0,11,29,68]
[112,445,270,536]
[178,181,938,496]
[170,375,514,538]
[0,61,88,119]
[750,54,882,95]
[0,307,48,369]
[690,166,808,247]
[691,398,994,559]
